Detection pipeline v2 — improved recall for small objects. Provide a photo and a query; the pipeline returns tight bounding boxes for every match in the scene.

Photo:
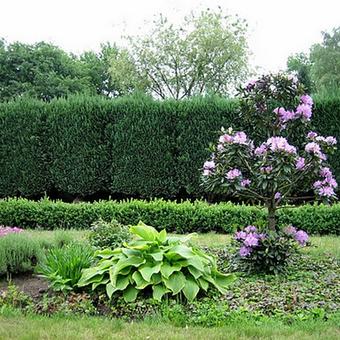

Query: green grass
[0,309,339,340]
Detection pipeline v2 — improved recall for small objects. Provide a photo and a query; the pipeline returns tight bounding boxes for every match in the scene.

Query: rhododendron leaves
[130,221,158,241]
[152,284,169,302]
[139,262,161,281]
[183,277,200,301]
[123,285,140,302]
[164,271,186,295]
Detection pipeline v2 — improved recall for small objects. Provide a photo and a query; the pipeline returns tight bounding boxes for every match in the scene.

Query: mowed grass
[22,229,340,258]
[0,309,339,340]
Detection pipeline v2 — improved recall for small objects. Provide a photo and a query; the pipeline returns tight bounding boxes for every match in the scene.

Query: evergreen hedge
[0,94,339,199]
[0,198,338,235]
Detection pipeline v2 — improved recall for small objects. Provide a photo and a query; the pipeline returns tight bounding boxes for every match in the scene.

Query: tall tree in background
[287,52,313,92]
[113,8,250,99]
[0,41,95,101]
[310,27,340,92]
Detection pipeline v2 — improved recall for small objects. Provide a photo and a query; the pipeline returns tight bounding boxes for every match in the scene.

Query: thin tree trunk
[267,203,277,231]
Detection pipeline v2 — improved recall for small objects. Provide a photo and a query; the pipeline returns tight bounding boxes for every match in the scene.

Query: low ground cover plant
[87,219,130,249]
[78,222,235,302]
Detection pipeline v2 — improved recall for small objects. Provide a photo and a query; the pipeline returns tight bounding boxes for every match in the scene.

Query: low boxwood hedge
[0,198,339,235]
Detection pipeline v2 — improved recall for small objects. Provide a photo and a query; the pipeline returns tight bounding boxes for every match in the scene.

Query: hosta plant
[78,222,235,302]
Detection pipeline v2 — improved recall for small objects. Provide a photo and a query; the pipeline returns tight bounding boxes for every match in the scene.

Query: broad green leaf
[139,262,161,281]
[129,222,158,241]
[106,283,115,299]
[123,285,139,302]
[152,284,169,301]
[182,277,200,301]
[96,248,121,259]
[132,271,150,289]
[160,262,181,279]
[165,244,195,260]
[150,251,163,262]
[121,248,142,257]
[198,277,209,291]
[115,275,130,291]
[92,278,109,290]
[115,256,145,274]
[157,229,167,243]
[164,271,186,295]
[214,273,236,288]
[151,273,162,285]
[127,240,152,250]
[78,268,107,286]
[188,266,202,279]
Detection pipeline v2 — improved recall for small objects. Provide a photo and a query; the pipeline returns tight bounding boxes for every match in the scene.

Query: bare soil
[0,273,49,299]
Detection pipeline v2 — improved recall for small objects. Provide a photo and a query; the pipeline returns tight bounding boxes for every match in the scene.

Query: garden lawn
[0,309,339,340]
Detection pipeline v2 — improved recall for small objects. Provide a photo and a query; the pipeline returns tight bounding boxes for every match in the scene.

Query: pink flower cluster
[313,167,338,197]
[284,225,309,246]
[203,160,215,176]
[0,226,24,237]
[255,137,296,156]
[274,94,314,128]
[305,142,326,160]
[218,131,250,151]
[226,168,242,180]
[305,132,337,160]
[234,225,266,257]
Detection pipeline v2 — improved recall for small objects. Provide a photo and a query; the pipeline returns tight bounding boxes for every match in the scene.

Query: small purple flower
[239,246,252,257]
[241,179,251,187]
[300,94,313,106]
[307,131,318,139]
[325,136,337,146]
[274,107,296,123]
[296,157,305,170]
[203,160,215,170]
[203,169,212,176]
[320,167,332,178]
[295,230,309,246]
[219,134,234,144]
[217,144,224,152]
[244,234,259,247]
[235,231,247,240]
[296,104,312,120]
[254,144,267,156]
[233,131,248,145]
[244,225,257,233]
[226,168,242,180]
[305,142,321,154]
[274,192,281,200]
[260,166,273,174]
[266,137,296,154]
[313,180,323,189]
[318,186,335,197]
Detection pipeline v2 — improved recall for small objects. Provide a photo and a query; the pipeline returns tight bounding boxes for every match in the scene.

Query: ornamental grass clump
[78,222,235,302]
[202,73,337,273]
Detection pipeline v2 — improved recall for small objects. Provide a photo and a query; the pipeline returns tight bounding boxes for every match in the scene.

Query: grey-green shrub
[88,219,131,249]
[0,233,43,275]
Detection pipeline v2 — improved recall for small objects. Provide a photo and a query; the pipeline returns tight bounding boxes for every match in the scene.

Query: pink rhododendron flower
[274,107,296,123]
[305,142,321,154]
[295,230,309,246]
[254,144,267,156]
[244,234,259,247]
[295,157,305,170]
[284,225,297,235]
[300,94,313,106]
[203,160,215,170]
[233,131,248,145]
[325,136,337,145]
[260,166,273,174]
[296,104,312,120]
[219,134,233,144]
[318,186,335,197]
[241,179,251,187]
[266,137,296,154]
[245,225,257,233]
[274,192,281,200]
[235,231,247,240]
[226,168,241,180]
[239,246,252,257]
[307,131,318,139]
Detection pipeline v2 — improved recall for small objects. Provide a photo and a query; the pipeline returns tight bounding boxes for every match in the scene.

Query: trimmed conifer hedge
[0,94,339,199]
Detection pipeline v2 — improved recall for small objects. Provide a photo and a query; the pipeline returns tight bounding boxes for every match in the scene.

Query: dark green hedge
[0,198,339,235]
[0,94,339,199]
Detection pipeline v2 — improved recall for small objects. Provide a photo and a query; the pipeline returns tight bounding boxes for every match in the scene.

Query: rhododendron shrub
[202,73,337,231]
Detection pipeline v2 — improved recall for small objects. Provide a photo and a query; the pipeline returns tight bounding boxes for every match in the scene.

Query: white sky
[1,0,339,72]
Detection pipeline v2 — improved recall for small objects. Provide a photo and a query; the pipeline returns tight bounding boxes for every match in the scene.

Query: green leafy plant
[88,219,131,249]
[37,242,93,292]
[78,222,235,302]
